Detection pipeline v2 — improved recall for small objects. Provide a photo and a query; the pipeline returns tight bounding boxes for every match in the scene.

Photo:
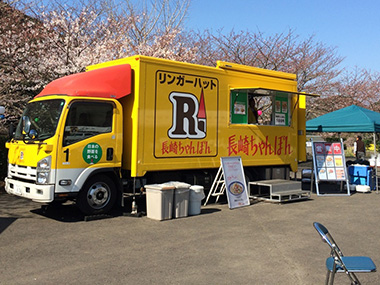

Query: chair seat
[326,256,377,272]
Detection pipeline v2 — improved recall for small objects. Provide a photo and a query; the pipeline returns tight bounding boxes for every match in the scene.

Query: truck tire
[77,175,117,215]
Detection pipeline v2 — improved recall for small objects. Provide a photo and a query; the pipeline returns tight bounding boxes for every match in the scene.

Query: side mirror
[28,129,38,140]
[22,116,31,134]
[8,123,14,140]
[22,116,38,142]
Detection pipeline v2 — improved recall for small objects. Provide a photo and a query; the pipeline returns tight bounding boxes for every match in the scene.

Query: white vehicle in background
[0,106,5,119]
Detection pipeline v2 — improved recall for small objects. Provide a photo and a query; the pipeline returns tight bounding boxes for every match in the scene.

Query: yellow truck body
[88,56,306,175]
[5,55,308,214]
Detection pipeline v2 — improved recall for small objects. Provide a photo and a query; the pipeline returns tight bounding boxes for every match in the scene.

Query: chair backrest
[313,222,344,257]
[314,222,332,246]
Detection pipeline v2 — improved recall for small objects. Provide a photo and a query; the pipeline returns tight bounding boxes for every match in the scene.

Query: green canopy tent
[306,105,380,192]
[306,105,380,133]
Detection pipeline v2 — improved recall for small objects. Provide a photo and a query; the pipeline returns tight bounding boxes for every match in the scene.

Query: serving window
[230,88,290,126]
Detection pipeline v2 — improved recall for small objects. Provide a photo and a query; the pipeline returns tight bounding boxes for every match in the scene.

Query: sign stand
[204,166,226,206]
[311,138,351,196]
[204,156,250,209]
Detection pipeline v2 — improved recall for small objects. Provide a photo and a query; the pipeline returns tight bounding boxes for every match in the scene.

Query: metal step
[270,190,311,202]
[249,179,310,203]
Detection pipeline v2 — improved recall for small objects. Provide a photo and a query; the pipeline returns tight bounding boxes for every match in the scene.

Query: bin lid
[356,185,371,192]
[144,184,175,191]
[164,181,191,189]
[190,185,204,193]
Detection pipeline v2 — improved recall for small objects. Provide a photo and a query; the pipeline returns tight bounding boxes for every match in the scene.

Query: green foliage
[363,138,372,147]
[361,137,380,153]
[345,148,355,158]
[362,138,380,151]
[325,136,341,143]
[0,135,8,180]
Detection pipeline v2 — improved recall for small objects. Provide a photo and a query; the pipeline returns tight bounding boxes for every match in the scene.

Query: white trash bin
[188,185,205,216]
[166,181,190,218]
[145,184,175,221]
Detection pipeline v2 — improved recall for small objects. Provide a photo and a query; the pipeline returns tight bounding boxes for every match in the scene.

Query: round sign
[82,143,102,164]
[228,181,244,196]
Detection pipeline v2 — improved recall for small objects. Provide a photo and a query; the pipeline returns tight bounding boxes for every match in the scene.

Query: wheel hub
[87,183,110,209]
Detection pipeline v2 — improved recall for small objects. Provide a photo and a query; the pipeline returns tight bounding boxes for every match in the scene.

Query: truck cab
[5,65,127,215]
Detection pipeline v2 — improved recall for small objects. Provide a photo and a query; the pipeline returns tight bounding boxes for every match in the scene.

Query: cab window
[230,89,290,126]
[63,101,113,146]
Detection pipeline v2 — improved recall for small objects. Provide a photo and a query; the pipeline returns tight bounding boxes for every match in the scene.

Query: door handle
[106,148,113,161]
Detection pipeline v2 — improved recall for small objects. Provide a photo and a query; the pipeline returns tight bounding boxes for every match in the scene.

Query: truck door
[55,100,119,194]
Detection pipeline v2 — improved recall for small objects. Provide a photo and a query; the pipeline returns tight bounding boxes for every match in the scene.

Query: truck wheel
[77,175,117,215]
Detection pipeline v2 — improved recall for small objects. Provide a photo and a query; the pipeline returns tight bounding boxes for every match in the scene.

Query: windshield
[15,99,65,141]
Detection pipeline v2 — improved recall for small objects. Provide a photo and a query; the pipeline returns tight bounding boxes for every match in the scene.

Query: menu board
[274,93,289,126]
[313,142,346,181]
[230,91,248,124]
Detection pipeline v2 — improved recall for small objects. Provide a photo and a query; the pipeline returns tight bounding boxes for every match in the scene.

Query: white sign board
[275,113,286,125]
[221,156,250,209]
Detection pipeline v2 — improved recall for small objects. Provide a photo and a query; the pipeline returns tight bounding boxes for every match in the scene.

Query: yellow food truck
[5,55,311,214]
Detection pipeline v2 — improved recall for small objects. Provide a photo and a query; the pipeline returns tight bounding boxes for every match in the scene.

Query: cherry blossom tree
[0,0,46,127]
[1,0,378,134]
[318,68,380,114]
[191,29,344,119]
[0,0,194,132]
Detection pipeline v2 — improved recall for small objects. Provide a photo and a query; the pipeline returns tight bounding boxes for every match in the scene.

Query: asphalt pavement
[0,184,379,285]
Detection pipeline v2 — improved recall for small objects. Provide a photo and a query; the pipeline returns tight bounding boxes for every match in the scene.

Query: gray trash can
[189,185,205,216]
[145,184,175,221]
[165,181,190,218]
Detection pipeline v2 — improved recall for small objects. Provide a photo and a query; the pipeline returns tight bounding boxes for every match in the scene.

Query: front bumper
[5,177,55,203]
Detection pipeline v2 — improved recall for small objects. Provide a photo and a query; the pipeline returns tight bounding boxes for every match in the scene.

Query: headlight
[37,156,51,184]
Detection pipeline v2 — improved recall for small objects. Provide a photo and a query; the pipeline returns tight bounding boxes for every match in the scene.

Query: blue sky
[185,0,380,72]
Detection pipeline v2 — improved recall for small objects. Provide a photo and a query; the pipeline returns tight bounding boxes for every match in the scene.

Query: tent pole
[374,132,378,193]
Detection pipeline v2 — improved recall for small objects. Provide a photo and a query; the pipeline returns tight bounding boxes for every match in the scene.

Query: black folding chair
[313,222,376,285]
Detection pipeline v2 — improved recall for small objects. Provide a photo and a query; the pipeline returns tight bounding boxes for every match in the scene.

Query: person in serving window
[248,98,258,124]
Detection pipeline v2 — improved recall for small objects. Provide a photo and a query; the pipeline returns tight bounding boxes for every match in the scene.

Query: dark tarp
[306,105,380,133]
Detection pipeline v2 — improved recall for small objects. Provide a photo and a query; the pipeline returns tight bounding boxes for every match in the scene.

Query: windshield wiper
[37,134,53,140]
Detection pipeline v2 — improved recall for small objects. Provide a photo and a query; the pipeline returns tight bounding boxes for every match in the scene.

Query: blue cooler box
[348,165,374,190]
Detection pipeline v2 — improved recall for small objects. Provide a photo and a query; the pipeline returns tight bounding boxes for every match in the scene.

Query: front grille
[8,163,37,183]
